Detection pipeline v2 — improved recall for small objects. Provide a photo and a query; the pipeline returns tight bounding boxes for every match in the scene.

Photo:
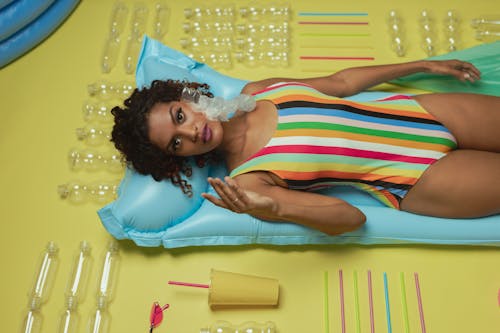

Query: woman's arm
[242,59,481,98]
[202,174,366,236]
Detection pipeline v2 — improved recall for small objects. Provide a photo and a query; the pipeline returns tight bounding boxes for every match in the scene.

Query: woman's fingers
[207,177,245,212]
[453,60,481,82]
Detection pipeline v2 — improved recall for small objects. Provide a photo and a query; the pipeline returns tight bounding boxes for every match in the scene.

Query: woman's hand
[424,59,481,83]
[202,177,277,217]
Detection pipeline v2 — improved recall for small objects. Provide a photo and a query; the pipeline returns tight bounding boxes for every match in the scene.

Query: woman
[111,59,500,236]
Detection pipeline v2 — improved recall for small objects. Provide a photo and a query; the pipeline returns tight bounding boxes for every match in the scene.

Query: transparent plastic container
[87,241,120,333]
[200,320,276,333]
[20,242,59,333]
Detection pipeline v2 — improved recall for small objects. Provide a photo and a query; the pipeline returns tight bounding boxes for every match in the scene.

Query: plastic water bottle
[200,321,276,333]
[87,81,135,100]
[82,101,114,124]
[471,15,500,31]
[76,125,112,147]
[475,30,500,42]
[87,241,120,333]
[58,241,92,333]
[20,242,59,333]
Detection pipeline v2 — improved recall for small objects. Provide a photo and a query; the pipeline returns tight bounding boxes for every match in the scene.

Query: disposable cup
[208,269,279,307]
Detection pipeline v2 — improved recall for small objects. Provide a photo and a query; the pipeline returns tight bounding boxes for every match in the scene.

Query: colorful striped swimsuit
[229,82,457,209]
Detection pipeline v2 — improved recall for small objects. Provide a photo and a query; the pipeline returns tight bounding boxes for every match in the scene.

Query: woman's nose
[180,125,198,142]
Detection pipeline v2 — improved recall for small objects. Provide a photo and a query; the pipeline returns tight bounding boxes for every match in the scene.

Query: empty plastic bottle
[20,242,59,333]
[87,241,120,333]
[471,15,500,31]
[475,30,500,42]
[200,320,276,333]
[58,241,92,333]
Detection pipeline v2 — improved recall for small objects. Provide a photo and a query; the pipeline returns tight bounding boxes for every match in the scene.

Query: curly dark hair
[111,79,214,197]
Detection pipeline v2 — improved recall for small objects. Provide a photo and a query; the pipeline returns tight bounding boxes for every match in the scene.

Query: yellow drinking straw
[353,271,361,333]
[400,272,410,333]
[324,271,330,333]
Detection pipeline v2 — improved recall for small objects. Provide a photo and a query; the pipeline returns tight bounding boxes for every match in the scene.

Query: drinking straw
[299,45,374,49]
[299,33,371,37]
[399,273,410,333]
[414,273,427,333]
[300,56,375,61]
[339,269,346,333]
[353,270,361,333]
[298,12,369,16]
[324,271,330,333]
[367,270,375,333]
[298,21,369,25]
[168,280,209,288]
[383,272,392,333]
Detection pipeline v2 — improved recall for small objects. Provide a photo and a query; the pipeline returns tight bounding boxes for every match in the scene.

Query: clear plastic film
[181,86,256,121]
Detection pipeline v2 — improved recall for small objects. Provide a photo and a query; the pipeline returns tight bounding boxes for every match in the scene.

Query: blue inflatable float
[0,0,80,68]
[98,36,500,248]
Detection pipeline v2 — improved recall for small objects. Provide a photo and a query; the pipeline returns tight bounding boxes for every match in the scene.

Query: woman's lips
[202,124,212,143]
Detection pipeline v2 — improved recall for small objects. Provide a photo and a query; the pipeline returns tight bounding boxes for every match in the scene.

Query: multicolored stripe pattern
[229,82,457,208]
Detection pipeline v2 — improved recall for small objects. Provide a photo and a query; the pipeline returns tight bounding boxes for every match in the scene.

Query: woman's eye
[173,137,182,151]
[176,109,184,122]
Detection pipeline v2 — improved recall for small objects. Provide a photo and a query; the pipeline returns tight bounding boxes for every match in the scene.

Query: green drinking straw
[353,271,361,333]
[400,272,410,333]
[324,271,330,333]
[300,33,371,37]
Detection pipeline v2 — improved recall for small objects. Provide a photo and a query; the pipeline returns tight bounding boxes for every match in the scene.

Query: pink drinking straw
[168,280,209,288]
[368,270,375,333]
[300,56,375,61]
[339,269,346,333]
[414,273,427,333]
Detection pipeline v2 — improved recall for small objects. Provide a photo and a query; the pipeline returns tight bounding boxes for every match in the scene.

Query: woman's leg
[400,149,500,218]
[413,93,500,152]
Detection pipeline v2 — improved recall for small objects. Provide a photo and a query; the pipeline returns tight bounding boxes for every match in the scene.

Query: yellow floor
[1,1,499,332]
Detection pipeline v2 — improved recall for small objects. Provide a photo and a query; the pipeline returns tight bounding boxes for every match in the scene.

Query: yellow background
[1,0,499,332]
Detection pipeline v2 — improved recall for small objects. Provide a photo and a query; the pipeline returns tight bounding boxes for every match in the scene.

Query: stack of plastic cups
[387,10,406,57]
[419,9,437,56]
[471,15,500,42]
[20,242,59,333]
[443,10,460,52]
[101,2,129,73]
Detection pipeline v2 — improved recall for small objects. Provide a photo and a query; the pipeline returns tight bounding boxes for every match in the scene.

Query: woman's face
[147,101,223,157]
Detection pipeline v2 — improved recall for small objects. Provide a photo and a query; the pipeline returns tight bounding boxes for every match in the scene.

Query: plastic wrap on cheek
[181,86,256,121]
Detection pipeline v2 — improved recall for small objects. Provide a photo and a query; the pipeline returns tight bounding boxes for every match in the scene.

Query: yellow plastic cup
[208,269,280,307]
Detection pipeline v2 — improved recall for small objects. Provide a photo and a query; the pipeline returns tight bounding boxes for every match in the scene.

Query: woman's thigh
[400,149,500,218]
[413,93,500,152]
